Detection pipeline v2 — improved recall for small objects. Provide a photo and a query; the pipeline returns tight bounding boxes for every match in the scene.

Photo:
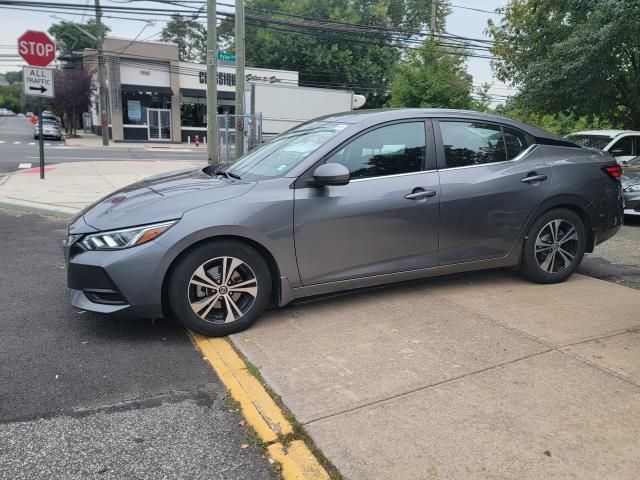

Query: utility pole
[431,0,436,38]
[235,0,245,158]
[95,0,109,146]
[207,0,218,165]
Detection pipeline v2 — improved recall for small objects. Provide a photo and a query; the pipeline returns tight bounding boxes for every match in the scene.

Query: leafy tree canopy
[160,15,207,63]
[49,19,110,54]
[220,0,450,108]
[489,0,640,129]
[388,39,487,111]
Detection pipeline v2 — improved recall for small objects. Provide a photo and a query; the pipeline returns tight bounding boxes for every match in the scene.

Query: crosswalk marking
[0,140,5,144]
[18,163,32,169]
[29,142,35,145]
[13,141,21,144]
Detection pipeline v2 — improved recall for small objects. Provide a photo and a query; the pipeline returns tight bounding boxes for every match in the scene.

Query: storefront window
[181,95,207,127]
[122,90,171,125]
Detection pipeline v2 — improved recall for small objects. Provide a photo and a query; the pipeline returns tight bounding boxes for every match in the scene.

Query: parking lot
[1,206,639,479]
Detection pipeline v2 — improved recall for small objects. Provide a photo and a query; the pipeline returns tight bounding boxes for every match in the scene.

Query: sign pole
[207,0,218,165]
[38,97,45,179]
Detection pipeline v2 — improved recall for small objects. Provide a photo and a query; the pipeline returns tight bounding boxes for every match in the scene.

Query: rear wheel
[168,240,272,336]
[519,208,586,284]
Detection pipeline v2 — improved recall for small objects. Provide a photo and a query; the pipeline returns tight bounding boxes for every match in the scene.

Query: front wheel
[168,240,272,337]
[519,208,586,284]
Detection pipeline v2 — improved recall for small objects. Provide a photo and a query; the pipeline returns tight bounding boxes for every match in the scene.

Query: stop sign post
[18,30,56,179]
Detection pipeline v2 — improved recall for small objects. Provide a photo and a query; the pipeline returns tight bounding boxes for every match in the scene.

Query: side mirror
[311,163,350,186]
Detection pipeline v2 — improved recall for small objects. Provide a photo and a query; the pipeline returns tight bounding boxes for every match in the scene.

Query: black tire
[519,208,586,284]
[168,240,272,336]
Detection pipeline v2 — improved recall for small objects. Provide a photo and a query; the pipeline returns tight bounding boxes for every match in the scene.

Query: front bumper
[65,232,170,319]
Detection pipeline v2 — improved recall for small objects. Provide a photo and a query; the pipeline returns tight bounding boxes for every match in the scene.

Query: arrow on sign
[29,85,47,93]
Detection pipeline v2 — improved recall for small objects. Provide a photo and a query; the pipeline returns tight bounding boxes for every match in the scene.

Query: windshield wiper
[215,170,241,180]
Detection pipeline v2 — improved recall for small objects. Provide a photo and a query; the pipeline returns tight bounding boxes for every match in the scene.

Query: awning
[121,84,173,94]
[180,89,235,100]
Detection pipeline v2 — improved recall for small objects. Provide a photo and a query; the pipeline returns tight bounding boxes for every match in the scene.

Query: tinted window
[440,121,506,167]
[326,122,425,179]
[611,136,634,156]
[565,134,612,150]
[504,128,527,160]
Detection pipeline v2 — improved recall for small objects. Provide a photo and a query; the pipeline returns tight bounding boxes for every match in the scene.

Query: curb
[0,197,78,218]
[190,333,331,480]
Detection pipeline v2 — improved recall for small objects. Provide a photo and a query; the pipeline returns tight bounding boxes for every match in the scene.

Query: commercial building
[85,38,298,143]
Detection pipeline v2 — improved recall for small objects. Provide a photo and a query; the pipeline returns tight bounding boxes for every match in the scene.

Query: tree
[220,0,451,108]
[388,39,477,110]
[160,15,207,63]
[49,67,94,135]
[3,71,23,84]
[488,0,640,129]
[49,19,110,54]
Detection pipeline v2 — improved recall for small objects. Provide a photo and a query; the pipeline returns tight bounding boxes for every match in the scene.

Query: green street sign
[217,51,235,62]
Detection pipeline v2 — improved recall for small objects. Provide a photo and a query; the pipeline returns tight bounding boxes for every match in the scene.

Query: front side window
[326,122,426,180]
[610,136,634,156]
[440,121,507,168]
[225,121,349,181]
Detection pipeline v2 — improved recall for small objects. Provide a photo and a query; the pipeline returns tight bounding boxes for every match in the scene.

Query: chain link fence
[216,113,263,163]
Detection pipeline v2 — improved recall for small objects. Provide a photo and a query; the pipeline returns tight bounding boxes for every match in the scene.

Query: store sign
[120,63,170,87]
[198,72,283,87]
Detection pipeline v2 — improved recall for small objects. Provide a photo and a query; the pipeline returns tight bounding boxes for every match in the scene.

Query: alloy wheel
[534,219,579,274]
[187,256,258,324]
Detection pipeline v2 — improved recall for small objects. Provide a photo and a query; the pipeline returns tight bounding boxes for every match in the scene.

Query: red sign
[18,31,56,67]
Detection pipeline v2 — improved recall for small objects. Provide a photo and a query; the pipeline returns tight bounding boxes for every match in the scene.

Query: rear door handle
[521,174,548,183]
[405,189,437,200]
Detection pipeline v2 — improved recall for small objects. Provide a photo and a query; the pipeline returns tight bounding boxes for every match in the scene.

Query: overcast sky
[1,0,513,103]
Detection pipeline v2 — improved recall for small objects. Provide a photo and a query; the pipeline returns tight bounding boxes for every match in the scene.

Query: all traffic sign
[18,30,56,67]
[23,66,55,98]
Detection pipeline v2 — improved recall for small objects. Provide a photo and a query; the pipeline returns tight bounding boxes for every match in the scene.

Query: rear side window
[504,128,527,160]
[439,121,506,167]
[326,122,425,179]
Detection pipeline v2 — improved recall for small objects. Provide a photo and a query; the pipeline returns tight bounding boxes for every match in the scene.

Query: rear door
[435,119,552,265]
[293,120,441,285]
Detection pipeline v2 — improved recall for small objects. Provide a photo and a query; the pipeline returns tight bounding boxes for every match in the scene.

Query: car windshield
[565,134,612,150]
[225,121,349,181]
[625,156,640,167]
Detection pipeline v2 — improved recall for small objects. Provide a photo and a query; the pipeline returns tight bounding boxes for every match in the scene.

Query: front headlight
[624,184,640,192]
[80,220,177,251]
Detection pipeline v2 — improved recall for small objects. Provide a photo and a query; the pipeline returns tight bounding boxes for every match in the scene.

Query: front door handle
[405,188,437,200]
[521,173,548,183]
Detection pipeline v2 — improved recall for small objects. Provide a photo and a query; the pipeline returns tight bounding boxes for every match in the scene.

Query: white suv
[566,130,640,164]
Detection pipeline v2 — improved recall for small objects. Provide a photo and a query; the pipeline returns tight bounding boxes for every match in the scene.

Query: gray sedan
[65,109,623,336]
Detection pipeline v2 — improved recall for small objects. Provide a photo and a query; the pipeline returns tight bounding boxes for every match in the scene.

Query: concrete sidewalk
[0,160,201,215]
[231,271,640,480]
[65,131,201,149]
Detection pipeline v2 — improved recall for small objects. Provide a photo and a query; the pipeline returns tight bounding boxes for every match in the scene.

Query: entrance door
[147,108,171,141]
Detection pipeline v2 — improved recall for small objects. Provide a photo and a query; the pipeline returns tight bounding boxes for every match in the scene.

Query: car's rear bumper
[586,182,624,248]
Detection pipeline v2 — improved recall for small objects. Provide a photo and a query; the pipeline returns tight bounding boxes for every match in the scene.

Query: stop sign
[18,31,56,67]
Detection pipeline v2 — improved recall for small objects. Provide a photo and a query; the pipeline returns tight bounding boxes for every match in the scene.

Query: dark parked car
[65,109,623,336]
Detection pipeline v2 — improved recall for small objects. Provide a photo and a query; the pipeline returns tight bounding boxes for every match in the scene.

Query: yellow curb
[268,441,330,480]
[190,333,331,479]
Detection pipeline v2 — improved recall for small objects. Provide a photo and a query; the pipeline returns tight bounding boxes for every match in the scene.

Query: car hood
[622,168,640,187]
[82,167,256,231]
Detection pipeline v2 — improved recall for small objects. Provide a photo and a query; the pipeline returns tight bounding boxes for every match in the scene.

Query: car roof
[315,108,569,143]
[570,130,640,137]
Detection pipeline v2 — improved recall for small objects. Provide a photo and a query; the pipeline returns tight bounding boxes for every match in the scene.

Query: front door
[435,119,551,265]
[294,121,440,286]
[147,108,171,141]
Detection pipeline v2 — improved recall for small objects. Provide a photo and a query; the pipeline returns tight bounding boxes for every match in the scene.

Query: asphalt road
[0,116,208,173]
[0,209,276,480]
